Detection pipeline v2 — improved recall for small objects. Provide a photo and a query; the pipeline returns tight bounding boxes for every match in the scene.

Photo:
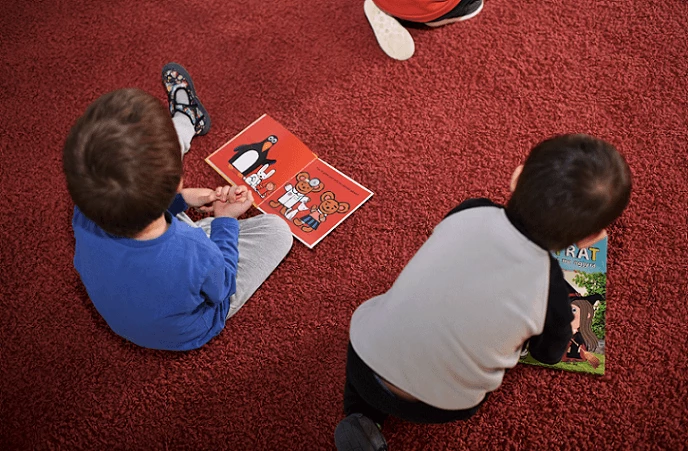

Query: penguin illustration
[229,135,278,176]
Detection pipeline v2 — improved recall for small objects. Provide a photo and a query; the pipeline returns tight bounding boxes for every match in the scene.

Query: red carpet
[1,0,686,449]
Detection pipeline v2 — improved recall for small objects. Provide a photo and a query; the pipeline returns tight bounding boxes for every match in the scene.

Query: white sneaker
[363,0,415,61]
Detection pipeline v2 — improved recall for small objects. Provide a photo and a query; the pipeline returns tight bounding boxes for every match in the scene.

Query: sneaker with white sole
[363,0,415,61]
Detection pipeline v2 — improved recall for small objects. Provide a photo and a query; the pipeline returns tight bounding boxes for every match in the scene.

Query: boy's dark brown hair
[63,88,182,237]
[507,134,632,250]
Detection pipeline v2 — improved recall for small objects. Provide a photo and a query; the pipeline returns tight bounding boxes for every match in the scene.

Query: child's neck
[134,214,169,241]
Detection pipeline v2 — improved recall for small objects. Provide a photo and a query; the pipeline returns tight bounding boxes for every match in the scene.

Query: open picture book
[205,114,373,248]
[520,237,609,375]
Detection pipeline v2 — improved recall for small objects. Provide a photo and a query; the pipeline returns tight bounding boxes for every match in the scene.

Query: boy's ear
[510,165,523,192]
[177,177,184,193]
[576,229,608,249]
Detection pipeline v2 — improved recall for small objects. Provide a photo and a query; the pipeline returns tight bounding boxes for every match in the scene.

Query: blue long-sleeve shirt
[72,194,239,351]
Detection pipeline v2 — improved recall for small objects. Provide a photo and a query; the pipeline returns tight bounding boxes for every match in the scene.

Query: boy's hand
[181,188,219,212]
[213,185,254,219]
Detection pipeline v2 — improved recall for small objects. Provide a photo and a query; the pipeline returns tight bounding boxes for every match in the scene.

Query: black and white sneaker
[334,414,388,451]
[425,0,484,27]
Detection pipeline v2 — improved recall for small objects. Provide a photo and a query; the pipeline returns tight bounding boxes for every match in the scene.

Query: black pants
[343,343,489,426]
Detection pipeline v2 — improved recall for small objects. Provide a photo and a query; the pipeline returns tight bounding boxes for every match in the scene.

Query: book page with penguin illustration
[205,114,317,207]
[205,114,373,248]
[520,236,609,375]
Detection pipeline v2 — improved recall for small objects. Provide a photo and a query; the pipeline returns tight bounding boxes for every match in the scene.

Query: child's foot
[334,414,388,451]
[363,0,415,61]
[425,0,484,27]
[161,62,211,136]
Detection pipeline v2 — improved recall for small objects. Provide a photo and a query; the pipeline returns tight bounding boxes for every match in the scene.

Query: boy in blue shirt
[63,63,293,351]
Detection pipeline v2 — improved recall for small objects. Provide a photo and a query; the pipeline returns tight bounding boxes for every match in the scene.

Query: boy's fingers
[238,191,250,203]
[221,185,232,202]
[232,186,241,201]
[228,186,241,202]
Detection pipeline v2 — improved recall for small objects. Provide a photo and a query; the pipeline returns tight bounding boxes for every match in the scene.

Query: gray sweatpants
[177,213,293,319]
[172,116,293,318]
[173,113,293,316]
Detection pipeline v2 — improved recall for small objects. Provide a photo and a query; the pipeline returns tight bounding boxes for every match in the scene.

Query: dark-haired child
[63,64,292,351]
[334,134,632,450]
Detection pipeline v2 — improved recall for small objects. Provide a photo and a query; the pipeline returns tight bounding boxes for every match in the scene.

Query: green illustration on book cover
[520,237,608,375]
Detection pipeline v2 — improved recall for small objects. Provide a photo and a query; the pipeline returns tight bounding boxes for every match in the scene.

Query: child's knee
[264,214,293,255]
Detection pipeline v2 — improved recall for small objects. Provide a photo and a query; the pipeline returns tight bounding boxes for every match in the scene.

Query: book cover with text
[520,237,609,375]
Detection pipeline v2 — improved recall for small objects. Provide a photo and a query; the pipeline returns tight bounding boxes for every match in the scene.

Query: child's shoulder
[72,205,96,230]
[443,197,500,220]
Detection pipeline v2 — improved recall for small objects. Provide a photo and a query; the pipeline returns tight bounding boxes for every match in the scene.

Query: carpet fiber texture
[1,0,686,449]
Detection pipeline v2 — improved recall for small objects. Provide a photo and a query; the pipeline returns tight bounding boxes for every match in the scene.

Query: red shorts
[373,0,462,22]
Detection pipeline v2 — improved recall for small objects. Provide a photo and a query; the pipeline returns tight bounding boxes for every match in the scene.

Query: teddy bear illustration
[268,171,324,220]
[293,191,350,232]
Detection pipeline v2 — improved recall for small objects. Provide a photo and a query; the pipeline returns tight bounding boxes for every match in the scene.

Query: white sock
[363,0,415,61]
[175,88,190,105]
[170,87,194,155]
[173,114,195,156]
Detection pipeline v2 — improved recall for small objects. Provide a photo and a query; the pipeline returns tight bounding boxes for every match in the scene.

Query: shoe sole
[425,0,484,27]
[363,0,415,61]
[161,62,212,136]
